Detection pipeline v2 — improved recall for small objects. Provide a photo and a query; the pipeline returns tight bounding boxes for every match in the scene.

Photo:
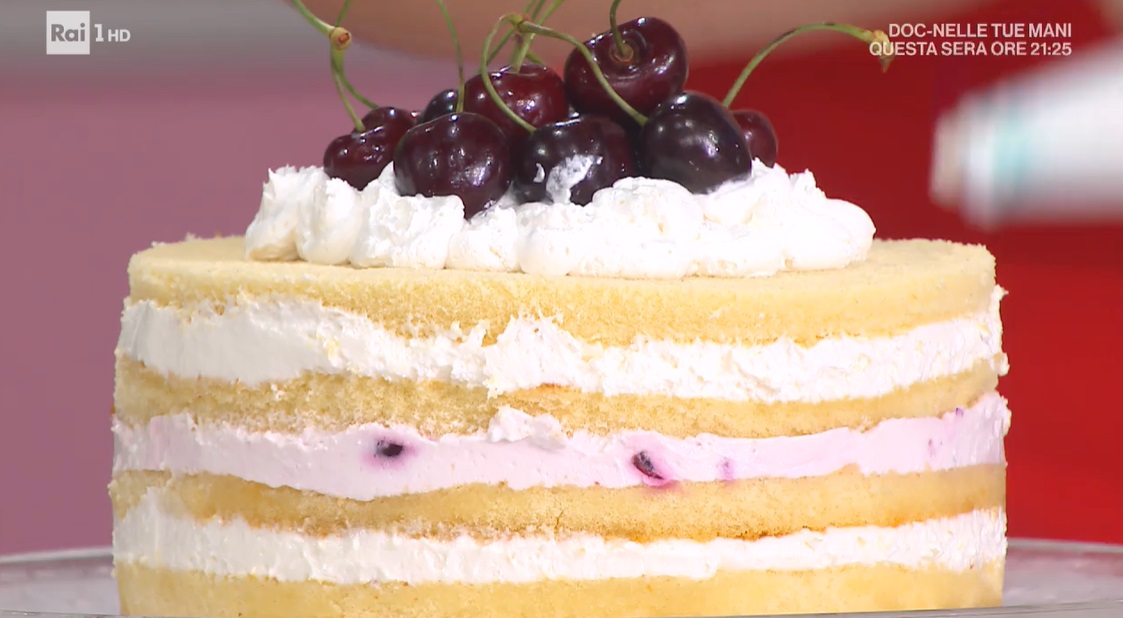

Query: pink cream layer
[112,392,1009,500]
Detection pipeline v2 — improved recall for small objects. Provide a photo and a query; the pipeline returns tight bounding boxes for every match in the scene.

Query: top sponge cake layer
[126,237,996,346]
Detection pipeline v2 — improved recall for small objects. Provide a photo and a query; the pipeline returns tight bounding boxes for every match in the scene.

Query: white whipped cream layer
[114,495,1006,584]
[116,287,1005,402]
[244,162,875,279]
[113,393,1009,500]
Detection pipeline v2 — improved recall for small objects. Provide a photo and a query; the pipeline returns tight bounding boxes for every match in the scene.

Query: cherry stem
[335,0,352,25]
[482,15,537,133]
[722,22,893,108]
[488,29,516,64]
[338,72,377,109]
[608,0,633,62]
[487,0,542,65]
[291,0,377,116]
[513,16,647,126]
[331,50,365,132]
[510,0,565,69]
[330,0,377,109]
[509,34,534,69]
[332,35,378,110]
[539,0,567,24]
[432,0,465,113]
[291,0,331,35]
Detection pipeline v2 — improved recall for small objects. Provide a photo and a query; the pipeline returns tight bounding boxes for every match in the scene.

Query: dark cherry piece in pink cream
[631,451,665,481]
[375,440,405,458]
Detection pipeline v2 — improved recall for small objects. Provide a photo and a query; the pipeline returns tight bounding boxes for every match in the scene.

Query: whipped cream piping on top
[243,162,876,279]
[116,287,1006,401]
[113,393,1010,500]
[114,496,1006,585]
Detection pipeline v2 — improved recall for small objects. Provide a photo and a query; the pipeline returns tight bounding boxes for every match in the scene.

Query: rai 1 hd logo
[45,11,131,55]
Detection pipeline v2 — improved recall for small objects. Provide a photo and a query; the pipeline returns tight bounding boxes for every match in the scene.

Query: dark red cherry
[564,17,688,128]
[359,106,417,133]
[631,451,665,481]
[322,132,399,190]
[324,108,416,190]
[515,116,636,205]
[731,109,778,167]
[393,112,512,219]
[420,88,459,123]
[463,64,570,151]
[639,92,752,193]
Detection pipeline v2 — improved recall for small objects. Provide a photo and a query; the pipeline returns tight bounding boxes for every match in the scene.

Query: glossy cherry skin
[731,109,778,167]
[639,92,752,193]
[463,64,570,151]
[360,106,417,133]
[393,112,512,218]
[420,88,459,123]
[323,130,403,190]
[515,116,636,205]
[564,17,688,128]
[323,107,416,189]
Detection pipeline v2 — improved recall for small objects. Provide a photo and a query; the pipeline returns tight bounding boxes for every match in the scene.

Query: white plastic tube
[930,39,1123,228]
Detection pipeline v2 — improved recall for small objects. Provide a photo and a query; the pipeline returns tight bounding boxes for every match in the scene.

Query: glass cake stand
[1,540,1121,618]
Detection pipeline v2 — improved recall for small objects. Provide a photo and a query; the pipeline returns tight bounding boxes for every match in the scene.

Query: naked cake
[110,9,1009,618]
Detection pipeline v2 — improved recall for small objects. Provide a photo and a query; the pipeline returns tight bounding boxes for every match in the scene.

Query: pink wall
[0,62,448,553]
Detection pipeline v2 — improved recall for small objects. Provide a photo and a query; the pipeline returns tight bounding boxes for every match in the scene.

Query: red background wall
[686,0,1123,543]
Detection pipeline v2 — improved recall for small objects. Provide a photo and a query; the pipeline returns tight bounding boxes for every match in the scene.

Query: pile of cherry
[324,16,778,218]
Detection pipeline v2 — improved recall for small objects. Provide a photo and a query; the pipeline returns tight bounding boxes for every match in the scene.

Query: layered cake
[111,160,1010,618]
[110,9,1008,617]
